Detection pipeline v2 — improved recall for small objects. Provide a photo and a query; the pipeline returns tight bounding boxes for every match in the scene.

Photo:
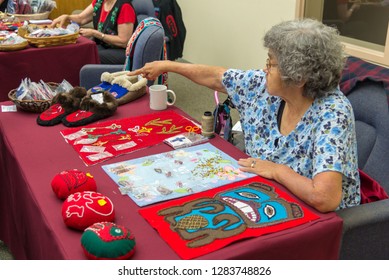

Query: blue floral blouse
[222,69,360,209]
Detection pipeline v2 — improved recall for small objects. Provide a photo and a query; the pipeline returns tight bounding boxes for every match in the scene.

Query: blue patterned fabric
[222,69,360,209]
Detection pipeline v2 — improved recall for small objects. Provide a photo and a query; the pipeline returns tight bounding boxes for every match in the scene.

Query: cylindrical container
[201,111,215,138]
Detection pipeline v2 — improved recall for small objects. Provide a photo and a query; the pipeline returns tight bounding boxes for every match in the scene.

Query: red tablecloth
[0,94,343,260]
[0,36,100,102]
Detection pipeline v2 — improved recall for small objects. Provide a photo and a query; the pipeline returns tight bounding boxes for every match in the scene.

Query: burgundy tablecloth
[0,36,100,102]
[0,95,343,260]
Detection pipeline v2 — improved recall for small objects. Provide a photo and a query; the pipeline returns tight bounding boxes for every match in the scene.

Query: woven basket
[0,40,28,51]
[25,32,79,48]
[11,11,51,22]
[8,82,58,113]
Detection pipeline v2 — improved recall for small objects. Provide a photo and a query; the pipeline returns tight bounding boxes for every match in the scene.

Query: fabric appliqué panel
[139,177,320,259]
[61,110,201,166]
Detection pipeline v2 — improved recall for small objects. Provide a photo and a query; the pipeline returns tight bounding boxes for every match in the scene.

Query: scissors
[185,125,200,133]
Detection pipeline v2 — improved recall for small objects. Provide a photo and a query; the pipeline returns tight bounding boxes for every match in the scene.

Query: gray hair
[264,18,345,99]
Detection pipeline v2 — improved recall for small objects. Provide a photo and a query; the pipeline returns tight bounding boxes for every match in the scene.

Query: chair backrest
[131,26,164,71]
[124,18,165,86]
[131,0,156,22]
[347,80,389,192]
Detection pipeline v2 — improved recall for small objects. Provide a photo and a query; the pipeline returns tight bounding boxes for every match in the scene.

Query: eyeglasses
[265,58,278,72]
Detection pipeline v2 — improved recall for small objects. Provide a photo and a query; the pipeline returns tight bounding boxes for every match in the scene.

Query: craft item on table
[102,143,256,207]
[28,19,52,25]
[26,23,78,38]
[109,75,147,105]
[14,77,57,101]
[62,91,118,127]
[81,222,136,260]
[89,71,131,93]
[62,191,115,231]
[60,110,201,166]
[51,169,97,200]
[139,176,320,259]
[0,20,22,32]
[9,78,65,113]
[89,73,147,105]
[37,86,85,126]
[0,32,26,45]
[55,79,73,95]
[163,131,208,149]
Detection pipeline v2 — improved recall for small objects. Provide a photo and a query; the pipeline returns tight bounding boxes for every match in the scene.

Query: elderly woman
[51,0,137,64]
[128,18,360,213]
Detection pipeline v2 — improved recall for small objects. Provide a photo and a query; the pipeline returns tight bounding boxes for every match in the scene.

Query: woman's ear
[297,80,306,88]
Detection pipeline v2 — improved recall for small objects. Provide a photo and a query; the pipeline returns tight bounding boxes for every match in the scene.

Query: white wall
[177,0,297,70]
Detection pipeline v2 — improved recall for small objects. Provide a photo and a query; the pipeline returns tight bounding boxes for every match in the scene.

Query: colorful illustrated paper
[60,110,201,166]
[102,143,256,207]
[139,176,320,259]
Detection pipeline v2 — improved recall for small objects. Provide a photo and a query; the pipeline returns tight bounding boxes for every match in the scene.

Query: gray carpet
[168,71,239,125]
[0,240,13,260]
[0,65,241,260]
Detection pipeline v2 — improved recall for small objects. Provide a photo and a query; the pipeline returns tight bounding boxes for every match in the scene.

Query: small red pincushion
[51,169,97,200]
[62,191,115,231]
[81,222,136,260]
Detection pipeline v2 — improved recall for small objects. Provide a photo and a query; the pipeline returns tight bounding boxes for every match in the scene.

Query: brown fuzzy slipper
[37,87,87,126]
[109,75,147,105]
[62,91,118,127]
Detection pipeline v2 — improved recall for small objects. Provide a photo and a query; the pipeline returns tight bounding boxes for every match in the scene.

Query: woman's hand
[50,14,71,28]
[79,28,96,39]
[238,157,278,180]
[127,61,168,80]
[239,157,343,212]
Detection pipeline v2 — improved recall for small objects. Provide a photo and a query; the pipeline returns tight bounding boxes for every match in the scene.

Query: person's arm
[337,3,360,22]
[51,4,94,28]
[128,60,228,93]
[238,158,343,212]
[82,22,134,48]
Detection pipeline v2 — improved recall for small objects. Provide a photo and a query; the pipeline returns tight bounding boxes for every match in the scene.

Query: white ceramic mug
[149,85,176,110]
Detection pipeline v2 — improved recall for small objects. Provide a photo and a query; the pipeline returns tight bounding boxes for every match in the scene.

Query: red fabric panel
[61,110,201,166]
[139,176,320,259]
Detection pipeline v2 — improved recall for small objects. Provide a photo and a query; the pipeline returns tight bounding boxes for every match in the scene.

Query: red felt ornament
[62,191,115,231]
[51,169,97,200]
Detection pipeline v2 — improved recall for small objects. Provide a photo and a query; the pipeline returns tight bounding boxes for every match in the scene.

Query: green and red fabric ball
[81,222,136,260]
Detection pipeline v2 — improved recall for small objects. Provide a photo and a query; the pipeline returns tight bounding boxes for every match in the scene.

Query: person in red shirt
[51,0,137,64]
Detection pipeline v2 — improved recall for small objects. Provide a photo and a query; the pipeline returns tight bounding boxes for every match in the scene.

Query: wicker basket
[11,11,51,22]
[0,40,28,51]
[25,32,79,48]
[8,82,58,113]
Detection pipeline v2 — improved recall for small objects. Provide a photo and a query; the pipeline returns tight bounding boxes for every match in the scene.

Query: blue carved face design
[160,183,303,248]
[218,187,289,225]
[171,185,295,235]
